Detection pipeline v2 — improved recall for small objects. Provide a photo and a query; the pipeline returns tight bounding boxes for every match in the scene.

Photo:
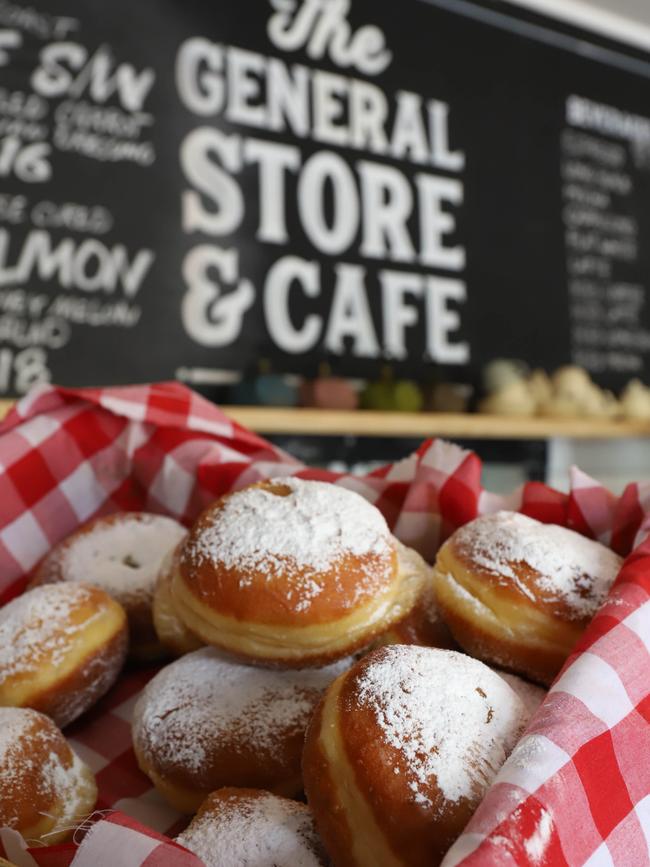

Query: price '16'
[0,137,52,182]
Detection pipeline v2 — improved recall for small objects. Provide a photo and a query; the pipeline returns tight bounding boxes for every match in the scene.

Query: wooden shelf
[3,398,650,439]
[224,406,650,440]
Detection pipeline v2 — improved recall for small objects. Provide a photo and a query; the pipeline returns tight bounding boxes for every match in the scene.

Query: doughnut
[303,645,526,867]
[132,647,350,812]
[496,670,546,721]
[374,543,456,650]
[0,583,127,728]
[175,788,327,867]
[171,478,427,667]
[0,707,97,844]
[152,542,203,657]
[30,512,187,660]
[433,511,622,685]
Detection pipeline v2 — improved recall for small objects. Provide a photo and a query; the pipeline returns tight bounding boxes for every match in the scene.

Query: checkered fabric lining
[443,543,650,866]
[0,382,648,867]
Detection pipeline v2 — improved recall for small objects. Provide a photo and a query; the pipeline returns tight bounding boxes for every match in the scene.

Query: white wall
[510,0,650,51]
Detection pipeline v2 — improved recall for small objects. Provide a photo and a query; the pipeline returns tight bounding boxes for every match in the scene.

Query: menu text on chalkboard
[1,0,650,395]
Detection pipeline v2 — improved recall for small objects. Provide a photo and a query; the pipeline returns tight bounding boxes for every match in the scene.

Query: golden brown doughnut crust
[0,583,128,728]
[433,512,622,685]
[171,479,427,666]
[373,546,456,650]
[304,666,468,867]
[26,626,127,729]
[179,479,398,626]
[379,601,456,649]
[0,707,97,844]
[132,648,350,813]
[29,512,186,660]
[152,543,204,657]
[171,541,427,667]
[302,698,358,867]
[170,567,418,668]
[434,580,571,687]
[303,646,526,867]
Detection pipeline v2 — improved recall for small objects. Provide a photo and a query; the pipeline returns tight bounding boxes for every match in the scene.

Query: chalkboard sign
[1,0,650,395]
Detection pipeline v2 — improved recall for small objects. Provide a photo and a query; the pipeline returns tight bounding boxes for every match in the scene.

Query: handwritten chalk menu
[562,97,650,376]
[1,0,650,396]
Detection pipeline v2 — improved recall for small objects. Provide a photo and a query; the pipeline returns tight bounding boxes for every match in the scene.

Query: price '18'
[0,347,51,394]
[0,137,52,183]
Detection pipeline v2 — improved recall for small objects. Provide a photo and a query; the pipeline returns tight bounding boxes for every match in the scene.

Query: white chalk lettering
[32,43,155,112]
[267,0,391,75]
[181,245,254,346]
[0,229,154,296]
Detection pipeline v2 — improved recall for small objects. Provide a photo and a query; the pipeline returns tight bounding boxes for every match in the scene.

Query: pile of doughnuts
[0,511,186,843]
[0,477,622,865]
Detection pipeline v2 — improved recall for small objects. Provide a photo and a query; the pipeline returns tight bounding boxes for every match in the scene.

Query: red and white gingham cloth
[0,382,649,867]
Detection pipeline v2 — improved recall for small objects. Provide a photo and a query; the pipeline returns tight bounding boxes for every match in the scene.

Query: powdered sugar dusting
[0,584,106,682]
[133,648,350,779]
[454,512,622,619]
[524,806,554,863]
[354,646,526,808]
[176,791,324,867]
[508,733,552,773]
[0,708,49,794]
[0,708,90,828]
[186,478,393,609]
[60,514,187,602]
[496,671,546,722]
[40,747,91,830]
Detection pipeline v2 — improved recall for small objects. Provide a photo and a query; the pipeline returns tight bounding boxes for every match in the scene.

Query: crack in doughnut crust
[433,511,622,685]
[171,479,428,666]
[303,645,527,867]
[176,788,327,867]
[132,647,351,812]
[0,583,128,728]
[0,707,97,844]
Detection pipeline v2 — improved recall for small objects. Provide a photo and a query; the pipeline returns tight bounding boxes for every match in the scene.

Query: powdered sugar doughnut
[303,645,527,867]
[175,788,326,867]
[152,542,203,657]
[132,647,351,812]
[30,512,187,660]
[496,670,546,721]
[374,543,456,650]
[0,707,97,844]
[433,511,622,684]
[172,478,428,666]
[0,583,127,728]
